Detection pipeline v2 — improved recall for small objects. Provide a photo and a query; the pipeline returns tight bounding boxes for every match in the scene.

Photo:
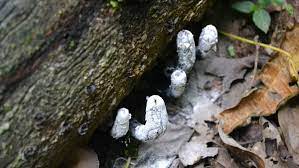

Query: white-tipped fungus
[170,69,187,98]
[198,25,218,57]
[176,30,196,73]
[130,95,168,142]
[111,108,131,139]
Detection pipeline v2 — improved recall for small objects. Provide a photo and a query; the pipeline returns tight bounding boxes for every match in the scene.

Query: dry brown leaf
[217,26,299,134]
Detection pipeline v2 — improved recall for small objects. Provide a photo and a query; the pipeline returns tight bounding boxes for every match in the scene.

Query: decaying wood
[0,0,213,167]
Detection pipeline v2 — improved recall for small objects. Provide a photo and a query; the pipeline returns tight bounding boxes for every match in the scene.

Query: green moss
[68,40,76,50]
[3,104,12,113]
[23,35,33,45]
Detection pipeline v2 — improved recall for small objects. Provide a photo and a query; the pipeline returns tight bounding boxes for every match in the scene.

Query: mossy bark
[0,0,212,167]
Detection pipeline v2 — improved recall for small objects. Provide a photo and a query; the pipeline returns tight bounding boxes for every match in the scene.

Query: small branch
[219,31,292,58]
[219,30,298,84]
[251,36,260,86]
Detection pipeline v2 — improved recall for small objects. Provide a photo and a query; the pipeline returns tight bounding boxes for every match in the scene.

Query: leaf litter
[278,96,299,165]
[130,38,276,167]
[217,25,299,134]
[88,2,299,167]
[111,23,299,168]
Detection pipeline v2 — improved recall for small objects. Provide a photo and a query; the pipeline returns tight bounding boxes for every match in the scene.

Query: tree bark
[0,0,212,167]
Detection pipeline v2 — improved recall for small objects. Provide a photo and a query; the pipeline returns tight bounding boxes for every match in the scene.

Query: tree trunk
[0,0,212,167]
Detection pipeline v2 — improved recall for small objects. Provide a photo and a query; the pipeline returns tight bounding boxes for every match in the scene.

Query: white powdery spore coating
[198,25,218,57]
[132,95,168,142]
[176,30,196,73]
[111,108,131,139]
[170,69,187,98]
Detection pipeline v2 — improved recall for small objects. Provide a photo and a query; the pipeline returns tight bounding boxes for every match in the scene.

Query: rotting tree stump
[0,0,213,167]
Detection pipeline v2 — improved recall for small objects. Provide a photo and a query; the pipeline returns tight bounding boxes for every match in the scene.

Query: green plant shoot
[232,0,294,33]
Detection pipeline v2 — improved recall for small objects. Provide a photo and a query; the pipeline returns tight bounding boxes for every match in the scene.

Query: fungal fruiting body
[170,69,187,98]
[176,30,196,73]
[111,108,131,139]
[130,95,168,142]
[198,25,218,57]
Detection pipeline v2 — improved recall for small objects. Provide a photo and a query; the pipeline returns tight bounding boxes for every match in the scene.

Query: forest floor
[71,1,299,168]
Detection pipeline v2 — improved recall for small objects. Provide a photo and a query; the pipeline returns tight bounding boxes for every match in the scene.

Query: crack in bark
[0,0,103,104]
[0,2,37,42]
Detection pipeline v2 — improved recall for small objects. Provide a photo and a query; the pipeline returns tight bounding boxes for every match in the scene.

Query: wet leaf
[218,126,265,168]
[232,1,256,14]
[278,96,299,165]
[213,148,239,168]
[217,26,299,134]
[247,118,287,167]
[260,117,281,142]
[278,144,299,167]
[253,9,271,33]
[273,0,284,5]
[230,121,263,145]
[251,142,288,168]
[205,55,268,92]
[221,72,255,109]
[258,0,272,7]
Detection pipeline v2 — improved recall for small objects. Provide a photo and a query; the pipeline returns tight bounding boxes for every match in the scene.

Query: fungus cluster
[110,25,218,141]
[169,25,218,98]
[111,95,168,142]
